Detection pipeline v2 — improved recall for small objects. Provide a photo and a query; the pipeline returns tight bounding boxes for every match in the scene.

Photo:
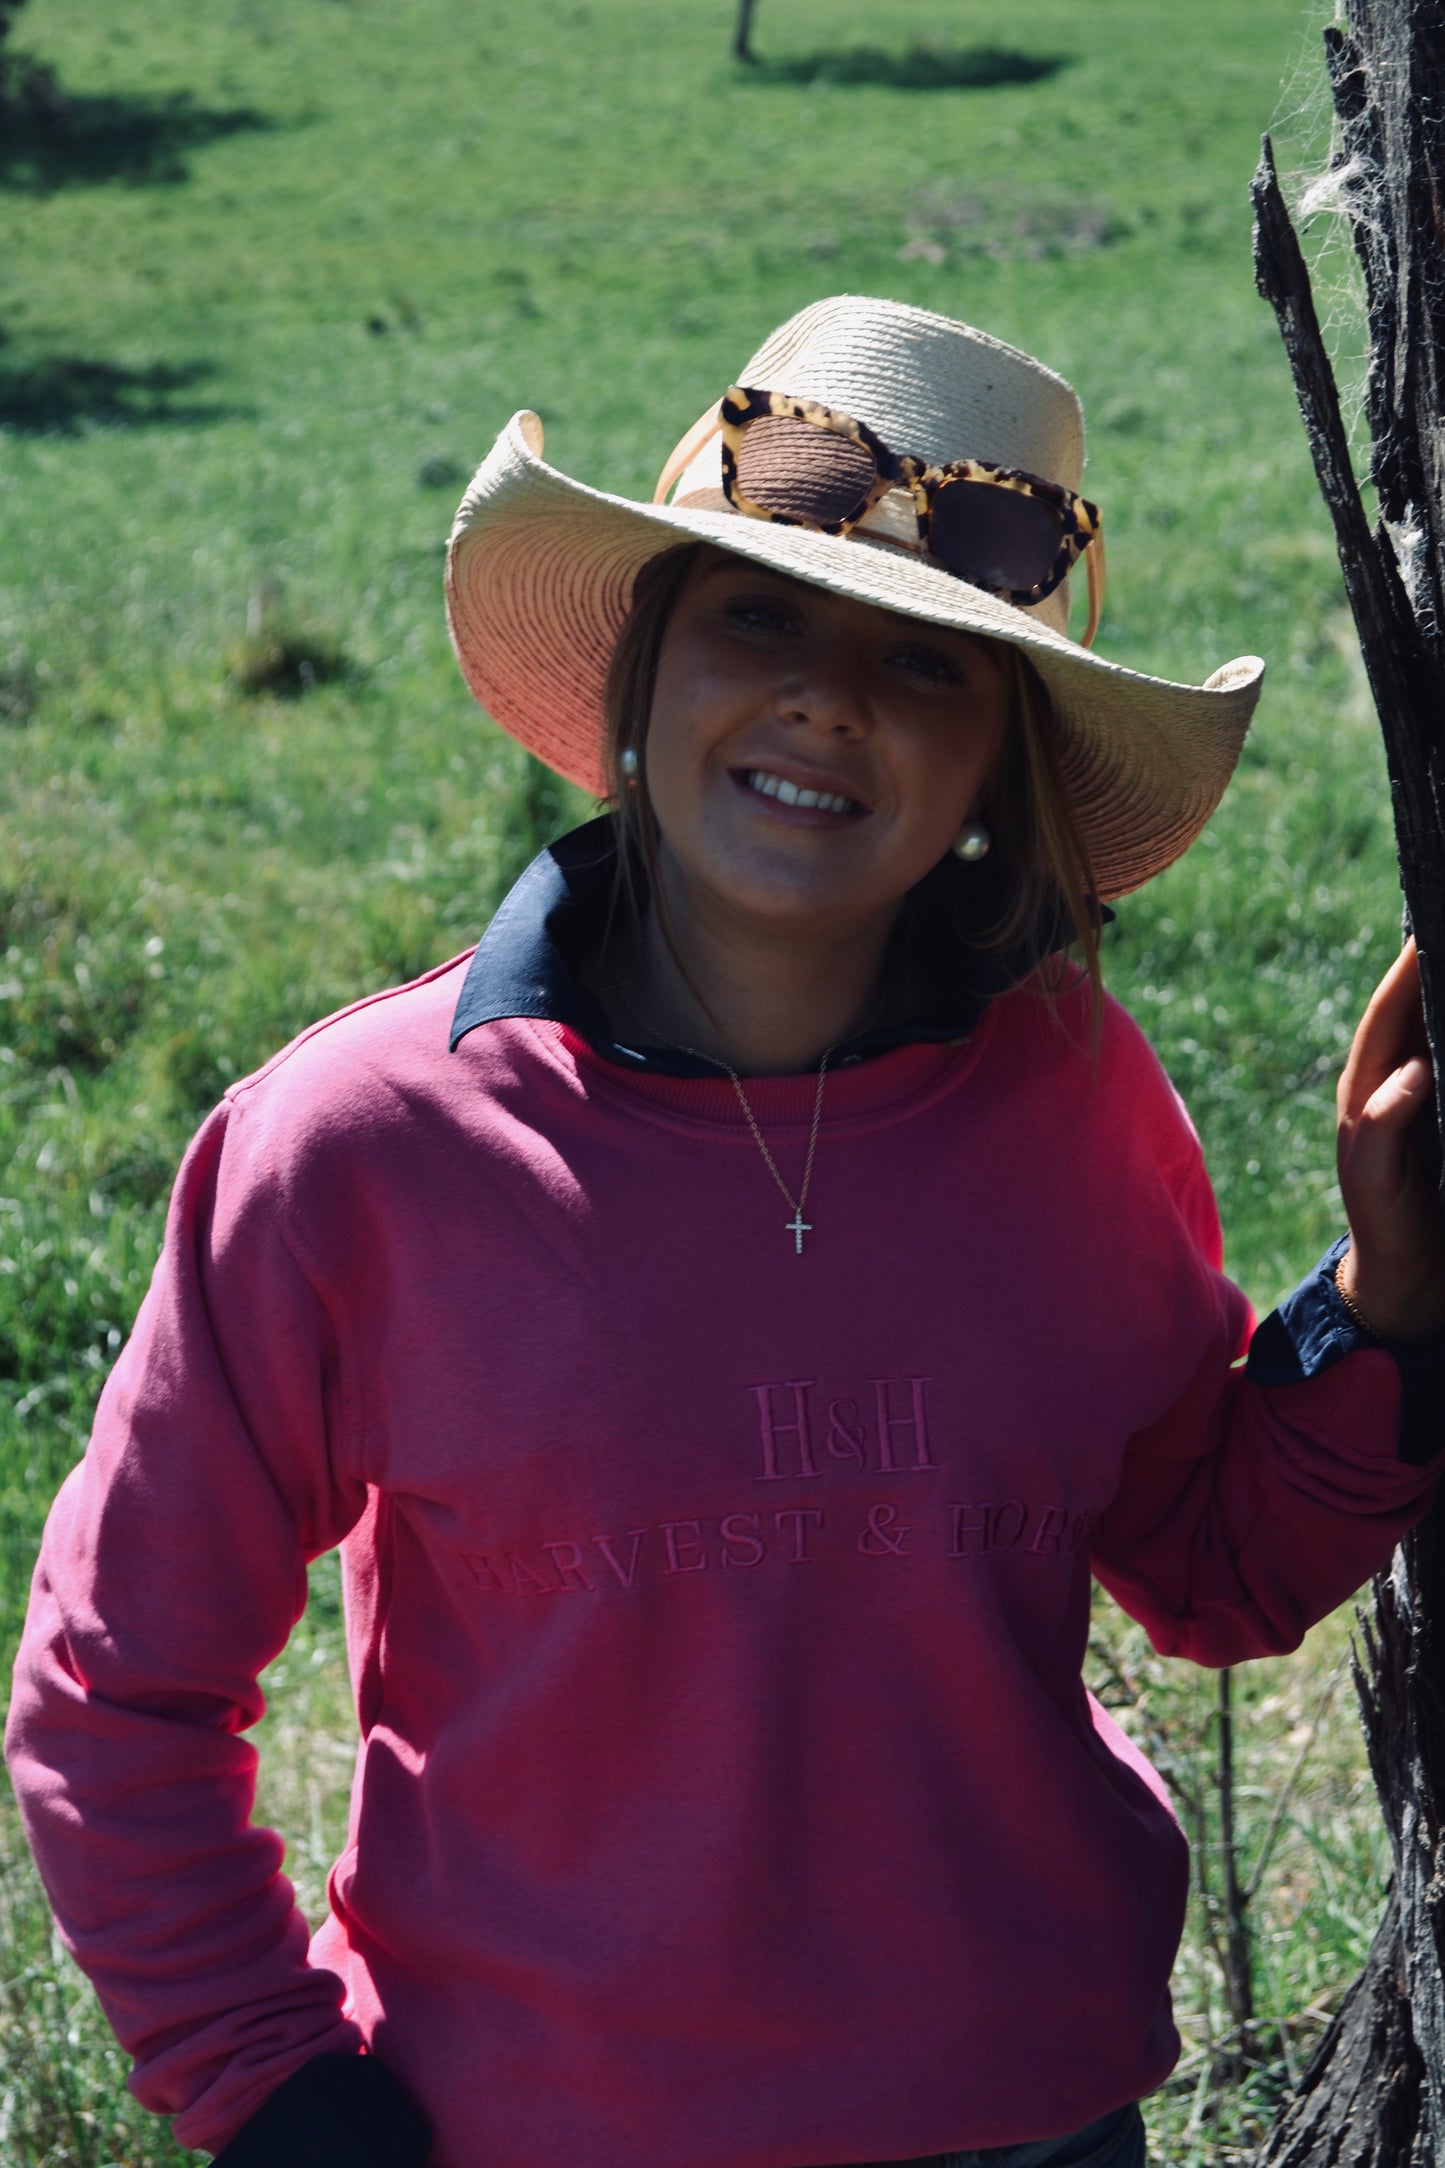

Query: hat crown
[666,295,1087,636]
[734,295,1085,483]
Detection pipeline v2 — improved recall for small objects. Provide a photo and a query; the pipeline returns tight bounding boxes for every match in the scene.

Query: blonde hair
[601,542,1103,1021]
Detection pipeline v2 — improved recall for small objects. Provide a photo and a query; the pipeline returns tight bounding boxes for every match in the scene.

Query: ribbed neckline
[519,1013,999,1141]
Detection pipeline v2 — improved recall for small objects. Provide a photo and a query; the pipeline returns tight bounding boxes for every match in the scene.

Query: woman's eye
[890,643,962,685]
[724,595,799,636]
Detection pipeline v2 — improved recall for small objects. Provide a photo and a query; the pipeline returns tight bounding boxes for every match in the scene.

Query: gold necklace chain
[615,990,832,1256]
[712,1049,830,1256]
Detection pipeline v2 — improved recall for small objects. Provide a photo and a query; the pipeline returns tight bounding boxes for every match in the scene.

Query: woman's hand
[1337,938,1445,1343]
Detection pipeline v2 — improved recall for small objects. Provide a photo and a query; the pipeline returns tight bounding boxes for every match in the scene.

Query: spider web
[1265,2,1379,498]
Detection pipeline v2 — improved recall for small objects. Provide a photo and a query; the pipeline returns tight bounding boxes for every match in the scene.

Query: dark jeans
[829,2101,1149,2168]
[946,2101,1147,2168]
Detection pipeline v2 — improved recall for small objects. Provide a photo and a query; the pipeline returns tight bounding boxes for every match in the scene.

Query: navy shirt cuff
[1245,1234,1445,1467]
[212,2052,431,2167]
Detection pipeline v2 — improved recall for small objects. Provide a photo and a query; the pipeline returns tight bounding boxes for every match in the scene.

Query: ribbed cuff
[1246,1235,1445,1467]
[211,2052,431,2167]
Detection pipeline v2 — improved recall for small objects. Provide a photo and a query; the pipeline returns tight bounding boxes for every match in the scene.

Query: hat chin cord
[652,402,724,505]
[649,402,1105,651]
[1081,535,1105,650]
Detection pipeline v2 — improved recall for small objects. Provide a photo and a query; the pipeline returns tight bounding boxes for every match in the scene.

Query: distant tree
[733,0,757,63]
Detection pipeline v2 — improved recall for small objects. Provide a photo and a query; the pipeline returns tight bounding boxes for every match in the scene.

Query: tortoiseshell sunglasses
[655,386,1105,647]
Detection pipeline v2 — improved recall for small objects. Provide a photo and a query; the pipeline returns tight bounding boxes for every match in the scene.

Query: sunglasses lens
[734,415,878,525]
[928,479,1067,594]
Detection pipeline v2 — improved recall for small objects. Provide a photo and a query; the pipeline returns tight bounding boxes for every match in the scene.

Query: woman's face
[643,550,1011,948]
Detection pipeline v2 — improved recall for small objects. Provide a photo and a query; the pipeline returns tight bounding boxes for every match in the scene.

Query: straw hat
[445,295,1263,900]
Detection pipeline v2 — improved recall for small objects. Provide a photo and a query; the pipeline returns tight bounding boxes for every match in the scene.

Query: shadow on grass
[744,43,1070,90]
[0,353,240,434]
[0,79,272,190]
[226,625,352,699]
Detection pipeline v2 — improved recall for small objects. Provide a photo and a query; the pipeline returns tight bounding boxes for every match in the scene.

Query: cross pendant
[785,1208,812,1255]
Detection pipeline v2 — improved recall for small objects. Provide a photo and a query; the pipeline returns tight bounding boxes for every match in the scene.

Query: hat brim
[445,410,1264,902]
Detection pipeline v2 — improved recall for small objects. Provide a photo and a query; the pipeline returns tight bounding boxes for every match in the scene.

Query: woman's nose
[772,654,869,734]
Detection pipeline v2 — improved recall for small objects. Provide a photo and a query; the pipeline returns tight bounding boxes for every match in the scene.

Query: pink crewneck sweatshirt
[7,955,1437,2166]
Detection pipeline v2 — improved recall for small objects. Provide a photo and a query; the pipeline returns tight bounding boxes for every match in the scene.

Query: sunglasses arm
[652,401,724,505]
[1081,531,1106,650]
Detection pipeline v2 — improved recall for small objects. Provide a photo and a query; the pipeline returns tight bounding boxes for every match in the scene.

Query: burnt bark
[1249,4,1445,2161]
[1254,1892,1425,2167]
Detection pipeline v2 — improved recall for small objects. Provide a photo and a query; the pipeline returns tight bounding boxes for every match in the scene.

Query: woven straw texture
[445,296,1263,901]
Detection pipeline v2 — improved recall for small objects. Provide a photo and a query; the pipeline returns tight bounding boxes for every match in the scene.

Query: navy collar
[449,816,1077,1077]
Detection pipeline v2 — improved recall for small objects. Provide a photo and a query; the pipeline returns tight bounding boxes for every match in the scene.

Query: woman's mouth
[737,768,867,818]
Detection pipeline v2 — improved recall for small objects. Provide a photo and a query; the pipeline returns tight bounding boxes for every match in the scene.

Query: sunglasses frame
[716,384,1103,624]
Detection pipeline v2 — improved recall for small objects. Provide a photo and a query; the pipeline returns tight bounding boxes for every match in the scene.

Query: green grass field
[0,0,1411,2160]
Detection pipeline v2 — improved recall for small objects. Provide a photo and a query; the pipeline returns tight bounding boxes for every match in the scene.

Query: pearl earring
[619,746,639,780]
[952,820,991,862]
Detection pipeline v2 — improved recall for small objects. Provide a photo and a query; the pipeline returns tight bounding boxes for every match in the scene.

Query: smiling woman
[597,548,1013,1073]
[598,542,1099,1075]
[7,295,1445,2168]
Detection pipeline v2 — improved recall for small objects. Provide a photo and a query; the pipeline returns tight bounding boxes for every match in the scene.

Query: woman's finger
[1339,939,1430,1122]
[1341,1061,1431,1233]
[1361,1054,1435,1132]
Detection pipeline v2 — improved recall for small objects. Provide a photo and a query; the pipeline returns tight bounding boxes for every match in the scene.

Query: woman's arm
[4,1098,403,2156]
[1090,1297,1440,1666]
[1090,949,1445,1666]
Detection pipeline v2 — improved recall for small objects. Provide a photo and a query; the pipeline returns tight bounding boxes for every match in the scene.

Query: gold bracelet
[1333,1257,1383,1343]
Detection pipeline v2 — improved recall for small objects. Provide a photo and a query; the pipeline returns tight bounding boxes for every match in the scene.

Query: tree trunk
[732,0,757,63]
[1254,1892,1426,2166]
[1250,3,1445,2160]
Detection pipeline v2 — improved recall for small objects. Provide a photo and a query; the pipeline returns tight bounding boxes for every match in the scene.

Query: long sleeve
[1090,1156,1443,1667]
[5,1098,373,2154]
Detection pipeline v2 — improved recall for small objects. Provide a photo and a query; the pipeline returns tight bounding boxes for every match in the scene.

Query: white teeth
[745,770,859,815]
